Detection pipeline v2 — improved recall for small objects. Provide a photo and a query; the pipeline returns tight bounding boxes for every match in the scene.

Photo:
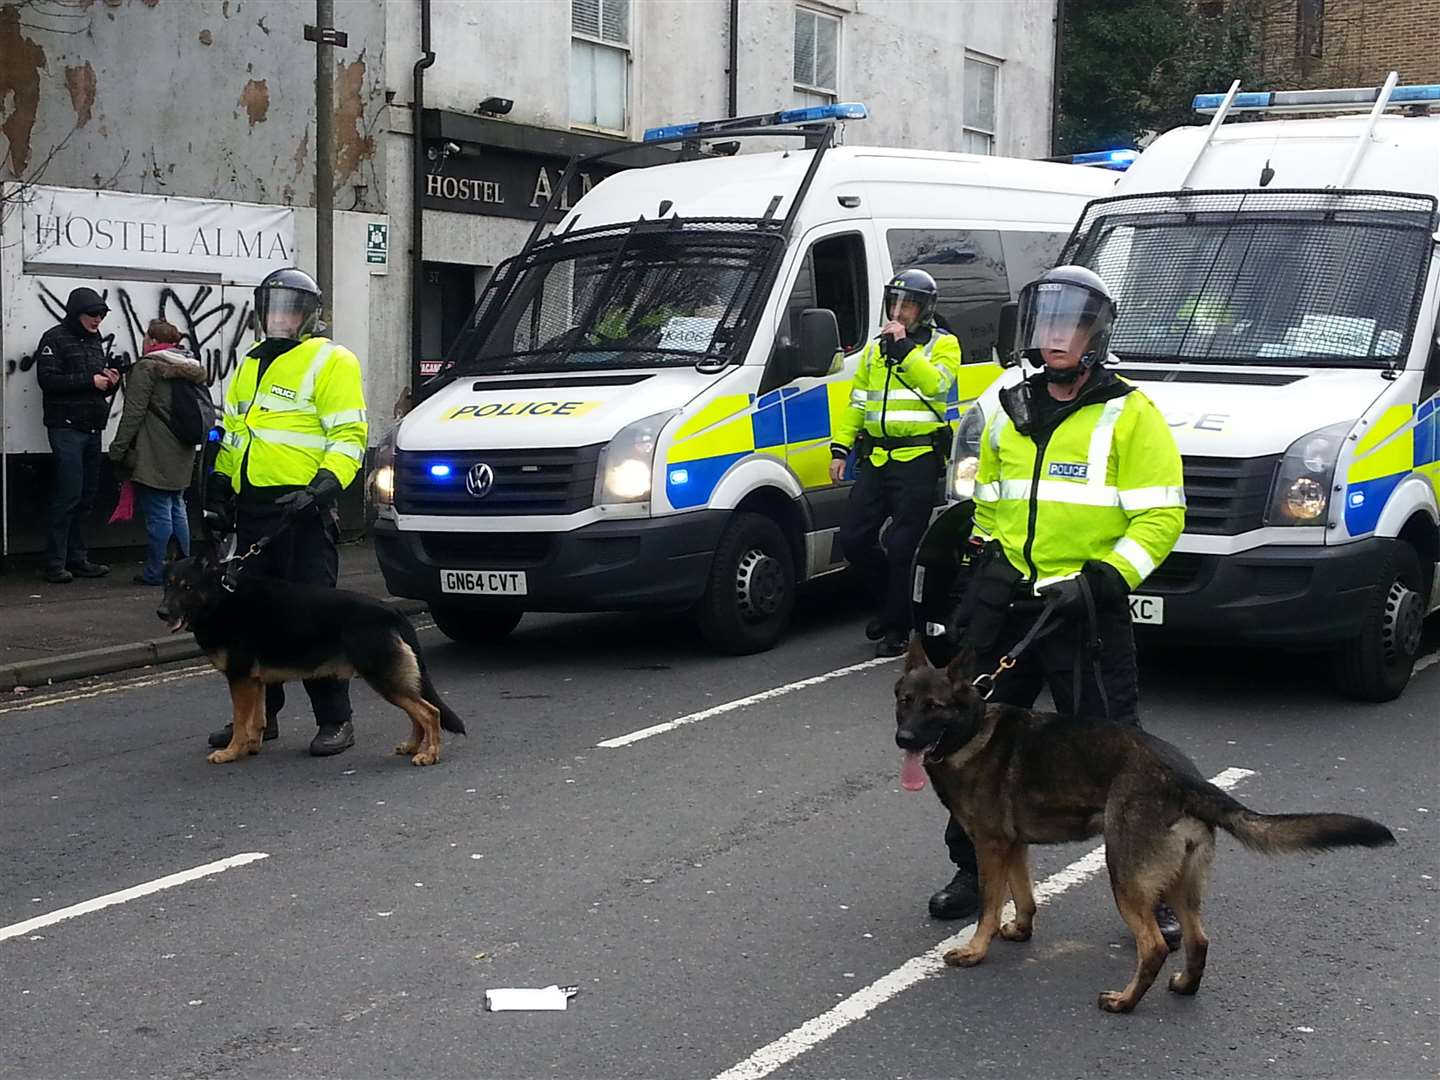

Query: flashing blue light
[429,463,452,478]
[1194,82,1440,113]
[643,102,869,142]
[1069,148,1139,171]
[206,427,222,443]
[668,468,690,486]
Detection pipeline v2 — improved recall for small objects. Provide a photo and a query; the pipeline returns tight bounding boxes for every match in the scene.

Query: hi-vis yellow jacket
[215,337,368,491]
[973,373,1184,591]
[832,330,961,466]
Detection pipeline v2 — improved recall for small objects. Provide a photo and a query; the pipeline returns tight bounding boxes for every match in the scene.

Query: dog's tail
[1180,776,1394,854]
[398,618,466,735]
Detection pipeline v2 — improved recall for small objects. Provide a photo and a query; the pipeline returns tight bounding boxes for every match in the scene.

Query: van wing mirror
[796,308,843,378]
[996,301,1020,368]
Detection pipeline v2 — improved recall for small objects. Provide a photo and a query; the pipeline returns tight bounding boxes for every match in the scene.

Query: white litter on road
[598,656,896,748]
[0,852,270,944]
[484,985,579,1011]
[709,767,1256,1080]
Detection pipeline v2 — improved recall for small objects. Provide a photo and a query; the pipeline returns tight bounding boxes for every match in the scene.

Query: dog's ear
[165,536,185,564]
[903,634,930,672]
[946,644,978,686]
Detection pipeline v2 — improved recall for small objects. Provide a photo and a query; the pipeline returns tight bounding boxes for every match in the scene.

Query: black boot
[865,617,886,642]
[309,720,355,757]
[928,868,980,920]
[207,716,279,748]
[875,630,908,658]
[1154,902,1183,951]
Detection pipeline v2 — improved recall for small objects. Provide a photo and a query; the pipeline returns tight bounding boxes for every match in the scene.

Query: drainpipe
[728,0,739,117]
[410,0,435,395]
[1051,0,1066,156]
[316,0,336,327]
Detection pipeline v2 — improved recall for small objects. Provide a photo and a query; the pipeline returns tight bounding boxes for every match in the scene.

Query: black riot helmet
[883,268,939,331]
[1014,265,1116,381]
[254,267,323,342]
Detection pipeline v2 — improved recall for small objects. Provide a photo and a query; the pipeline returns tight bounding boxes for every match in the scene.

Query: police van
[371,104,1117,652]
[937,76,1440,701]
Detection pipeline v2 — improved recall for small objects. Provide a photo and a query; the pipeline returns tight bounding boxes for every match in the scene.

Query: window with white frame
[793,7,840,108]
[572,0,630,132]
[963,54,999,155]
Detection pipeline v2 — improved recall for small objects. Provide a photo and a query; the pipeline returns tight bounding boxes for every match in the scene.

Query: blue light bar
[1194,82,1440,114]
[643,102,868,143]
[1068,148,1139,171]
[429,463,452,478]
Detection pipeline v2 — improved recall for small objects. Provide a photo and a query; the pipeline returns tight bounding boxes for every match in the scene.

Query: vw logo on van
[465,462,495,499]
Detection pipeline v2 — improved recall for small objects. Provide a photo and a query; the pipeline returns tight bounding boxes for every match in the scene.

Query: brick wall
[1254,0,1440,88]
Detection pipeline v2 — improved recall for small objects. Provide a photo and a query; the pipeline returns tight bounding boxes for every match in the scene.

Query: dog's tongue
[900,751,927,792]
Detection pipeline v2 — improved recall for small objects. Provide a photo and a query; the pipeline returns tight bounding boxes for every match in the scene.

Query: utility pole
[305,2,347,328]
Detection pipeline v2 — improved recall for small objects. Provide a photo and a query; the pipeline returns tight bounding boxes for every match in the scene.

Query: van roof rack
[1193,77,1440,116]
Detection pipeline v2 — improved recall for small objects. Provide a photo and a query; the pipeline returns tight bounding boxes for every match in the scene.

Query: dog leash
[219,507,301,593]
[970,591,1065,700]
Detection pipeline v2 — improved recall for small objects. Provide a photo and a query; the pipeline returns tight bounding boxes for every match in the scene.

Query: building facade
[0,0,1060,559]
[1249,0,1440,88]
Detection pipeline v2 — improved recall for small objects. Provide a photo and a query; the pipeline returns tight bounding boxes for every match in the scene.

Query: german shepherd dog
[157,539,465,766]
[894,638,1395,1013]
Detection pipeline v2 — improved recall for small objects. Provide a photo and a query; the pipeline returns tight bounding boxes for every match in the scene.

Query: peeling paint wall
[0,0,388,211]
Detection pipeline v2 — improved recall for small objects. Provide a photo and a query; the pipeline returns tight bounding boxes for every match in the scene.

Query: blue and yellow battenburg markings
[1342,400,1440,534]
[661,359,1003,510]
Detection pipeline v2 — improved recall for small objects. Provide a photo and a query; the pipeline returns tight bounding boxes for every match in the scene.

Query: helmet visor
[1016,281,1112,361]
[256,287,318,340]
[884,287,932,326]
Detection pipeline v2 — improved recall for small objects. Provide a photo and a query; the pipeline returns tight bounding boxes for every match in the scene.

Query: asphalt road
[1,587,1435,1080]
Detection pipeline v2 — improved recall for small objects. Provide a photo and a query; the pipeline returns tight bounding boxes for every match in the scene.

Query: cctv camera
[444,141,460,156]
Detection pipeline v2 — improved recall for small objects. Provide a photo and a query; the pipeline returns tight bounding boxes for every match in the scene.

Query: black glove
[275,468,342,515]
[1037,575,1086,614]
[882,333,913,365]
[1081,559,1130,607]
[202,473,235,533]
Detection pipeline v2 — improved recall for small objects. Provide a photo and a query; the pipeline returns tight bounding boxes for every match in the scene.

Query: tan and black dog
[894,637,1394,1013]
[158,540,464,767]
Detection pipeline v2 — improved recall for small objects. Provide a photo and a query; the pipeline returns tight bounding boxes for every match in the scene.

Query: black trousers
[235,501,351,728]
[944,595,1141,872]
[837,453,940,635]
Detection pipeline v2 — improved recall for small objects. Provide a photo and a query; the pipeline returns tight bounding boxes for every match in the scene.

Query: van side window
[782,233,869,354]
[1422,314,1440,403]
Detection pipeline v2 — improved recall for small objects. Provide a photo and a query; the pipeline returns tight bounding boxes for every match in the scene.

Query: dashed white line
[0,852,270,943]
[598,655,897,748]
[709,767,1256,1080]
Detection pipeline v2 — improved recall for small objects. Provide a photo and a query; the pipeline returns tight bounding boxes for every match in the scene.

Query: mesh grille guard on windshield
[1059,188,1438,369]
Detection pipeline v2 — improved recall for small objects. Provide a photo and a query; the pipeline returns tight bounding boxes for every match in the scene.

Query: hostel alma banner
[20,186,296,285]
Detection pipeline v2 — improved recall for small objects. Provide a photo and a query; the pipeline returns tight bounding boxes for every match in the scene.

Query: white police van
[943,76,1440,701]
[371,104,1117,653]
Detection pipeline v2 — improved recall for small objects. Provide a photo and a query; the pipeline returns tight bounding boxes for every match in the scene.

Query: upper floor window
[963,54,999,155]
[793,7,840,108]
[572,0,630,132]
[1297,0,1324,58]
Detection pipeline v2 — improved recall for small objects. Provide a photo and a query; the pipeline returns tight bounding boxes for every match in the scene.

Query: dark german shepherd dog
[894,638,1394,1013]
[157,539,464,766]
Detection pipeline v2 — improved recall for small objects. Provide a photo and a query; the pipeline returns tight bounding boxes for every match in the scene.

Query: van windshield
[451,221,782,375]
[1062,189,1437,367]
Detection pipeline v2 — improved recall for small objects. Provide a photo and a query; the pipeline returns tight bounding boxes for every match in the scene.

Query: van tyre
[1335,542,1425,702]
[696,512,796,654]
[431,604,523,646]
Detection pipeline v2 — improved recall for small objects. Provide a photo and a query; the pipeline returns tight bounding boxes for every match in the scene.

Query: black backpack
[165,380,218,446]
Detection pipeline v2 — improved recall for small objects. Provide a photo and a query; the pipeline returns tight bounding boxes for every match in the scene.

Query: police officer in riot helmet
[831,269,961,657]
[925,265,1187,948]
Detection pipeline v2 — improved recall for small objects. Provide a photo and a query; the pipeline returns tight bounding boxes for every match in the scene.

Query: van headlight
[946,404,986,502]
[596,410,677,505]
[1266,421,1351,525]
[371,429,397,506]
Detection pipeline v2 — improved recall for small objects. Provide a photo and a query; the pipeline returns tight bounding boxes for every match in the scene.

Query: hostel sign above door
[420,147,620,221]
[20,186,296,284]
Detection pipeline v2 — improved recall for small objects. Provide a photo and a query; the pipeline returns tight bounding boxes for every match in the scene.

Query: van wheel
[430,604,523,646]
[695,512,796,654]
[1335,542,1425,702]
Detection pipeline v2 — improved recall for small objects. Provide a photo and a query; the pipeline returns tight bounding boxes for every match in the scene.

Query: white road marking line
[709,767,1256,1080]
[1414,651,1440,674]
[598,656,897,749]
[0,852,270,944]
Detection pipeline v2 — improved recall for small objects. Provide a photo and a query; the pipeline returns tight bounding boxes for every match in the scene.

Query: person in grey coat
[108,319,208,585]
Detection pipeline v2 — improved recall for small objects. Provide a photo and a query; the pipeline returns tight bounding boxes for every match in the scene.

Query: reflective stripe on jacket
[972,374,1184,590]
[832,330,961,465]
[214,337,368,491]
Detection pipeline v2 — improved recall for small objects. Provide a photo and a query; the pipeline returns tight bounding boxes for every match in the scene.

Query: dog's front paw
[207,748,240,764]
[395,741,421,756]
[1097,990,1136,1013]
[943,944,987,968]
[999,920,1032,942]
[410,750,438,766]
